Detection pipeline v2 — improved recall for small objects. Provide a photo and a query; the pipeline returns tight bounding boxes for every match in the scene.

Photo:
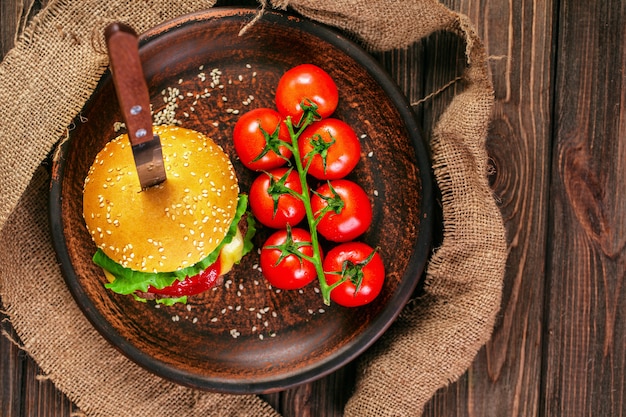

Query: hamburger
[83,125,251,304]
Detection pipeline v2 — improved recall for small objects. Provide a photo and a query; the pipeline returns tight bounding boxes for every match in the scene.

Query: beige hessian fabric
[0,0,507,416]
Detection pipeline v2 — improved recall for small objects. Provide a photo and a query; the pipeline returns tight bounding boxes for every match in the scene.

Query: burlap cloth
[0,0,507,416]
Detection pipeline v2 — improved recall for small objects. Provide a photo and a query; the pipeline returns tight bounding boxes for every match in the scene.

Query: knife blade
[104,22,166,190]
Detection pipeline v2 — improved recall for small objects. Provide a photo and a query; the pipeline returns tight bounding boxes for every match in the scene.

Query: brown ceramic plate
[50,7,432,393]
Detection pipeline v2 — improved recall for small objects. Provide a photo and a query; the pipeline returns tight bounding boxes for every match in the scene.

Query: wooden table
[1,0,624,416]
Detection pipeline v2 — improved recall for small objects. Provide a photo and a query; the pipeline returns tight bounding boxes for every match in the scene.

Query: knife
[104,22,167,190]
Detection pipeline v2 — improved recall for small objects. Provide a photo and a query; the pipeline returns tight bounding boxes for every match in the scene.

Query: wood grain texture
[1,311,24,417]
[21,364,78,417]
[420,1,556,416]
[1,0,625,416]
[545,0,625,415]
[0,0,45,60]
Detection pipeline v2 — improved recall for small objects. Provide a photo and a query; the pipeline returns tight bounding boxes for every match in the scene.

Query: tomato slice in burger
[147,258,222,297]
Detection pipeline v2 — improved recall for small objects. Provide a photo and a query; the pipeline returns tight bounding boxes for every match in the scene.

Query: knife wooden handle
[105,22,154,146]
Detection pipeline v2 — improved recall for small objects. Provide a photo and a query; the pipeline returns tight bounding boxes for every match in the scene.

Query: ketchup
[146,258,222,297]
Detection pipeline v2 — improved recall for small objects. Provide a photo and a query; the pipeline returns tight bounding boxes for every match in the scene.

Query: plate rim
[49,6,434,394]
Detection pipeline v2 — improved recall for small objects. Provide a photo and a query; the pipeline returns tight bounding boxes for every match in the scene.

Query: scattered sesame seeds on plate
[50,7,432,394]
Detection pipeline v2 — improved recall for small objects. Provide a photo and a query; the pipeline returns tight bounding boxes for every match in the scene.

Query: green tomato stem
[285,116,333,305]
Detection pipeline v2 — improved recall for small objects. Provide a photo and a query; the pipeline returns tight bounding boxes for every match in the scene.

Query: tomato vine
[233,65,383,307]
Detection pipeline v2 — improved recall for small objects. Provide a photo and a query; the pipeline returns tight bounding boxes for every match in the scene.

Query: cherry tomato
[147,258,222,297]
[249,167,306,228]
[323,242,385,307]
[260,227,321,290]
[311,179,372,242]
[233,108,292,171]
[275,64,339,124]
[298,118,361,180]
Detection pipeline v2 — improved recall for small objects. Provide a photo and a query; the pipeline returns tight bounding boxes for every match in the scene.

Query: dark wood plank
[1,310,78,417]
[1,310,25,417]
[419,0,556,415]
[0,0,46,61]
[0,0,22,59]
[21,360,78,417]
[278,362,357,417]
[545,0,626,415]
[5,0,623,416]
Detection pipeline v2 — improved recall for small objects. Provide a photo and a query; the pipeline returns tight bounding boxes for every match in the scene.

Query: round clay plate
[50,7,433,393]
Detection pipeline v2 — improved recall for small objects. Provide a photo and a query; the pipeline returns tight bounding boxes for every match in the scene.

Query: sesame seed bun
[83,125,239,273]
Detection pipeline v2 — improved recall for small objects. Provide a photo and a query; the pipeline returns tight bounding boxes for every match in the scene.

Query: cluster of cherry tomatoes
[232,64,384,307]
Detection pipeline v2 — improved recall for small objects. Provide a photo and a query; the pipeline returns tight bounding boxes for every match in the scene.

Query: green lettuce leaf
[95,194,249,296]
[242,214,257,259]
[155,296,188,306]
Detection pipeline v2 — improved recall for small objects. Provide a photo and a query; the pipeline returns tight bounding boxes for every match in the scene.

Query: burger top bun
[83,125,239,273]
